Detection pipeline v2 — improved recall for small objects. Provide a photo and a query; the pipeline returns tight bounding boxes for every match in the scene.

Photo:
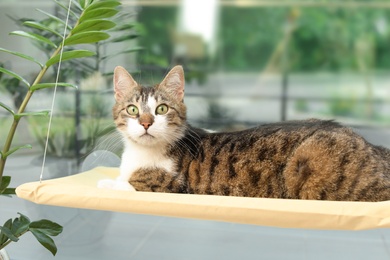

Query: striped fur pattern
[105,65,390,202]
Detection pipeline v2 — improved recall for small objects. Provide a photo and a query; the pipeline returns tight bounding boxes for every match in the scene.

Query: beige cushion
[16,167,390,230]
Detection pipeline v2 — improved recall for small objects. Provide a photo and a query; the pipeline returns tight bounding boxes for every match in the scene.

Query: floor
[2,127,390,259]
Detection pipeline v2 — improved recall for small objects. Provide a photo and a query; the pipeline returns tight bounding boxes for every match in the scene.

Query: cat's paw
[97,179,136,191]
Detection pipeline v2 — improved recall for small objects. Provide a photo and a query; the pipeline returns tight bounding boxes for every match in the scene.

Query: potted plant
[0,0,129,256]
[19,3,142,175]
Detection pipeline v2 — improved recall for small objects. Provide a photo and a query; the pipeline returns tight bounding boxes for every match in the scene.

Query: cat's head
[112,66,187,147]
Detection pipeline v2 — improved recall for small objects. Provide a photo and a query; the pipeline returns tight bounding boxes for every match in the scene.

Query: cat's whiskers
[185,126,202,143]
[96,132,122,151]
[170,136,189,156]
[172,126,202,157]
[148,126,189,157]
[150,126,181,144]
[171,126,202,159]
[186,126,202,142]
[86,125,122,155]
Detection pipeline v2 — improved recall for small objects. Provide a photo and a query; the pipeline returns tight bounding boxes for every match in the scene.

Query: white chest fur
[97,141,174,191]
[117,140,174,182]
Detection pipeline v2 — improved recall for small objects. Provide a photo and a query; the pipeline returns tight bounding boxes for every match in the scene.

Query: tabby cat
[97,65,390,202]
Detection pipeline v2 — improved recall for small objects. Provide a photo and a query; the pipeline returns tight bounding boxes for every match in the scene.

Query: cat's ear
[158,65,185,101]
[113,66,138,101]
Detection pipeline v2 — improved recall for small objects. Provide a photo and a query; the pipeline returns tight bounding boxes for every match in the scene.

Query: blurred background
[2,0,390,157]
[2,0,390,259]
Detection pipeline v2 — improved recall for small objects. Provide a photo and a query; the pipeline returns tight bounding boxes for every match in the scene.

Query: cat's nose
[139,113,154,130]
[141,122,152,130]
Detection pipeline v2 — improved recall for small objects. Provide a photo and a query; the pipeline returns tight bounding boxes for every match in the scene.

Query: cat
[97,65,390,202]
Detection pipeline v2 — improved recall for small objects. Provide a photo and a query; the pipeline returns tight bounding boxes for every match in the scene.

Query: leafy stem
[0,229,28,249]
[0,0,119,186]
[0,0,124,255]
[0,41,62,186]
[0,213,63,255]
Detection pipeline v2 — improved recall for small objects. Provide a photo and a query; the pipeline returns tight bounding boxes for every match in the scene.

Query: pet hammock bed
[16,166,390,231]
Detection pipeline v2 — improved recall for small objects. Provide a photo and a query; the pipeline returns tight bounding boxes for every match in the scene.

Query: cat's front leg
[97,164,136,191]
[130,167,187,193]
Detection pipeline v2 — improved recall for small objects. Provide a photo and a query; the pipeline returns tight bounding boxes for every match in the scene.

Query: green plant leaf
[71,19,116,34]
[84,0,121,12]
[36,9,68,27]
[0,47,44,68]
[23,21,64,39]
[30,229,58,256]
[54,0,78,18]
[0,176,11,191]
[107,34,139,43]
[11,213,30,236]
[0,102,15,115]
[79,8,119,23]
[0,67,30,87]
[102,46,144,60]
[14,110,50,120]
[30,82,78,92]
[111,23,136,31]
[10,31,57,48]
[0,226,18,243]
[64,31,110,46]
[29,219,63,256]
[79,0,86,8]
[46,50,96,67]
[0,188,16,196]
[0,219,13,245]
[3,144,32,158]
[72,0,83,11]
[0,176,15,196]
[80,0,96,9]
[30,220,63,236]
[17,213,31,223]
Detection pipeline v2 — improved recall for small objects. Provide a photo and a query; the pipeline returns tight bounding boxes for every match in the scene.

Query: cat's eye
[156,104,169,115]
[126,105,139,116]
